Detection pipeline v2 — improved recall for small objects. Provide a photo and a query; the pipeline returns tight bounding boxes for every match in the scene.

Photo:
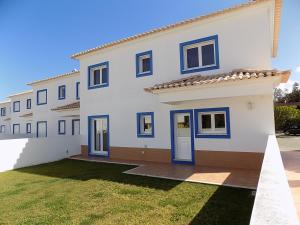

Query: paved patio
[71,155,260,189]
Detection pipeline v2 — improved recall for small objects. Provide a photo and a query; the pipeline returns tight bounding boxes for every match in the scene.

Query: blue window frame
[36,121,47,138]
[72,119,80,135]
[194,107,230,139]
[13,101,20,112]
[26,99,31,109]
[58,120,66,135]
[13,124,20,134]
[88,61,109,89]
[37,89,47,105]
[0,125,5,133]
[180,35,219,74]
[0,107,6,116]
[136,112,154,138]
[76,82,80,100]
[136,50,153,77]
[58,85,66,100]
[26,123,31,134]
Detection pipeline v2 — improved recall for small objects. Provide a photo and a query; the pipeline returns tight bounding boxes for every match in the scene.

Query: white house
[0,100,11,134]
[70,0,289,170]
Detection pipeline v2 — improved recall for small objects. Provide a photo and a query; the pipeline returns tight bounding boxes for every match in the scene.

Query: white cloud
[278,79,296,93]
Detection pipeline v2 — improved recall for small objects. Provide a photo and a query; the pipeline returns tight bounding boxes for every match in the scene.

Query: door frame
[170,109,195,165]
[72,119,80,135]
[88,115,110,158]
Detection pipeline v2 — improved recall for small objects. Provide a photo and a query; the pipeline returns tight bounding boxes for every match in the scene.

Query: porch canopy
[144,69,290,104]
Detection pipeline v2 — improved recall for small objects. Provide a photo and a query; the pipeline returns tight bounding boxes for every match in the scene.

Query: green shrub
[274,106,300,131]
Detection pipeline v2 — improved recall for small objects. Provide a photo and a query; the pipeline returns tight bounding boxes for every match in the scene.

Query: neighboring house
[27,70,80,138]
[71,0,288,170]
[8,91,33,135]
[0,100,11,134]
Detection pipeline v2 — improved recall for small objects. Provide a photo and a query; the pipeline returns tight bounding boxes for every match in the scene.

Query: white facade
[0,101,11,134]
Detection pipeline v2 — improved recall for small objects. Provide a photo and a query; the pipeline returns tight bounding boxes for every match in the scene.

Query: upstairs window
[0,107,6,116]
[58,120,66,135]
[26,99,31,109]
[136,50,153,77]
[37,89,47,105]
[180,35,219,74]
[194,107,230,139]
[13,101,20,112]
[76,82,80,100]
[88,62,109,89]
[137,112,154,138]
[58,85,66,100]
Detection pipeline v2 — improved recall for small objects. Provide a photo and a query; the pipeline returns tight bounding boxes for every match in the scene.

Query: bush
[274,106,300,131]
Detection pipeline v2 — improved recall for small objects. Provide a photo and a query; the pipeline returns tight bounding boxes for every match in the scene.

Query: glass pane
[142,57,151,72]
[202,44,215,66]
[102,67,108,84]
[102,119,108,152]
[176,114,190,137]
[94,120,101,151]
[141,115,152,134]
[93,69,100,85]
[186,47,199,68]
[201,114,212,129]
[215,113,225,128]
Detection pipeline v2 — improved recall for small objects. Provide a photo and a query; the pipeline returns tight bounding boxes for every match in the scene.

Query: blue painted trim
[76,82,80,100]
[58,120,66,135]
[26,99,32,109]
[13,101,20,112]
[72,119,80,135]
[1,107,6,116]
[170,109,195,165]
[87,61,109,90]
[12,124,20,134]
[36,89,47,105]
[179,35,219,74]
[87,114,110,158]
[58,85,66,100]
[194,107,231,139]
[36,121,47,138]
[136,112,154,138]
[136,50,153,77]
[26,123,31,134]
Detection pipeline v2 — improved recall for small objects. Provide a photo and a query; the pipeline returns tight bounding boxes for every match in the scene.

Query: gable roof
[145,69,290,93]
[7,90,33,98]
[27,70,79,86]
[71,0,281,59]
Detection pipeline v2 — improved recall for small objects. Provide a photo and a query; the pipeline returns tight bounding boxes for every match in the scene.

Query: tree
[274,106,300,131]
[274,88,285,103]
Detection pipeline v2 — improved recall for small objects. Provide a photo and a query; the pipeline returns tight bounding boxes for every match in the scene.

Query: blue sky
[0,0,299,100]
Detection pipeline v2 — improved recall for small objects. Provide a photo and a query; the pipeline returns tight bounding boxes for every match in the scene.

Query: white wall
[0,101,11,134]
[0,136,81,173]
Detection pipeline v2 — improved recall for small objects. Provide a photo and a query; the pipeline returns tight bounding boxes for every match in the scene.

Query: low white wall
[0,136,81,172]
[0,134,33,140]
[250,135,299,225]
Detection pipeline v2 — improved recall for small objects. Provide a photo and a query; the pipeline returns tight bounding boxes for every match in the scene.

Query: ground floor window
[136,112,154,138]
[0,125,5,133]
[26,123,31,134]
[37,121,47,138]
[13,124,20,134]
[58,120,66,135]
[194,107,230,138]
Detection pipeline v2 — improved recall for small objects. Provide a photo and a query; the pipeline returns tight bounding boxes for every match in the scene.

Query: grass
[0,159,254,225]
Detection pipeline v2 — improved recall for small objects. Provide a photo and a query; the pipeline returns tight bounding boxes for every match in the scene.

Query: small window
[76,82,80,100]
[37,121,47,138]
[13,101,20,112]
[37,89,47,105]
[180,35,219,74]
[13,124,20,134]
[58,120,66,135]
[26,123,31,134]
[0,107,6,116]
[137,112,154,138]
[194,107,230,138]
[88,62,109,89]
[136,51,153,77]
[58,85,66,100]
[26,99,31,109]
[0,125,5,133]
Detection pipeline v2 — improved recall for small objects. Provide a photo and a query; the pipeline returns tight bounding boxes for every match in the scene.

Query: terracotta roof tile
[19,112,33,118]
[144,69,290,93]
[51,102,80,111]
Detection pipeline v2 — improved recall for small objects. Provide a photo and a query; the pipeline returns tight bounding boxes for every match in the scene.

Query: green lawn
[0,159,254,225]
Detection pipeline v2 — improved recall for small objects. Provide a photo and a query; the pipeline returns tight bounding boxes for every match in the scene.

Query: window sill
[195,133,230,139]
[136,71,153,78]
[181,65,219,74]
[88,83,109,90]
[137,133,154,138]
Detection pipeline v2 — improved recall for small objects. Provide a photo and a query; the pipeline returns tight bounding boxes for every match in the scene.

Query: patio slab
[71,155,259,189]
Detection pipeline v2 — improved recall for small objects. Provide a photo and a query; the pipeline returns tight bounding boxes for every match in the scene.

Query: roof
[144,69,290,93]
[19,112,33,118]
[0,100,10,105]
[51,102,80,111]
[7,90,33,98]
[71,0,281,59]
[27,70,79,86]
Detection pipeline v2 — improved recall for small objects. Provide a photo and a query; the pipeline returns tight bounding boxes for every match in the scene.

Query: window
[136,50,153,77]
[37,89,47,105]
[0,125,5,133]
[180,35,219,74]
[76,82,80,100]
[26,123,31,134]
[26,99,31,109]
[58,85,66,100]
[137,112,154,138]
[37,121,47,138]
[13,124,20,134]
[194,107,230,138]
[0,107,6,116]
[88,61,109,89]
[58,120,66,135]
[13,101,20,112]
